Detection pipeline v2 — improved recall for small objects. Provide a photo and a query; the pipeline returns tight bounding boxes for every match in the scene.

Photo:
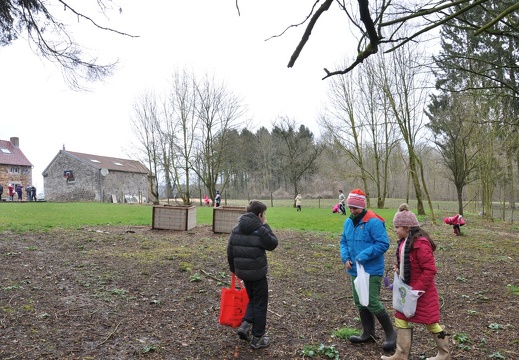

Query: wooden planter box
[212,206,247,233]
[152,205,196,231]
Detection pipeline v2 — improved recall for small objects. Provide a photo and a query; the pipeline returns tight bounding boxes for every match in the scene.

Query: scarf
[397,235,411,284]
[351,209,367,227]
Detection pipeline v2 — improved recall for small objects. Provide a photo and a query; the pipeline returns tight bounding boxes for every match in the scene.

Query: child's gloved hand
[383,275,393,290]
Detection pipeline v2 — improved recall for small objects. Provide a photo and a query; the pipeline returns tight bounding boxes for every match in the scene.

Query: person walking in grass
[214,190,221,207]
[295,194,302,211]
[338,189,346,215]
[382,204,450,360]
[227,200,278,350]
[340,189,396,353]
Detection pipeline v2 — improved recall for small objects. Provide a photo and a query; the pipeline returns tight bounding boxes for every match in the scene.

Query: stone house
[42,148,149,203]
[0,137,33,200]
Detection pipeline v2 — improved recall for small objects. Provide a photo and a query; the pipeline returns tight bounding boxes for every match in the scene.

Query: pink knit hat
[346,189,367,209]
[393,203,420,227]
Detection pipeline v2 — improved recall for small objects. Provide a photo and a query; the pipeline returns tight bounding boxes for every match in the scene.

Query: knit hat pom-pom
[393,203,420,227]
[398,203,409,212]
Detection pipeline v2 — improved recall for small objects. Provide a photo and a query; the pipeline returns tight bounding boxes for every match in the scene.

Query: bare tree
[358,54,400,208]
[0,0,137,88]
[130,91,161,204]
[318,53,399,208]
[192,74,247,201]
[319,69,371,200]
[272,118,323,204]
[379,40,433,216]
[164,69,199,205]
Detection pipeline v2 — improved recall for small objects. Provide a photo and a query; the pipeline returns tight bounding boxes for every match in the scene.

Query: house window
[64,170,75,183]
[1,148,11,154]
[113,162,123,166]
[9,166,19,173]
[90,159,101,163]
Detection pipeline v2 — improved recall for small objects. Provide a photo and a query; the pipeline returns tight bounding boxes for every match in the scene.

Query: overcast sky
[1,1,355,192]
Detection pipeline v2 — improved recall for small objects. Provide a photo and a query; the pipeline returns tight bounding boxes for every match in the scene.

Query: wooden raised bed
[212,206,247,233]
[152,205,196,231]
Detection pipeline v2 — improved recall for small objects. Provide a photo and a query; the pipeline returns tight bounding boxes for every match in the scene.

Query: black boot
[376,310,397,351]
[250,335,270,350]
[237,321,251,341]
[349,309,375,343]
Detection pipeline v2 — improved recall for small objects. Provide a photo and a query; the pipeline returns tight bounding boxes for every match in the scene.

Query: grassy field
[0,201,353,233]
[0,197,503,233]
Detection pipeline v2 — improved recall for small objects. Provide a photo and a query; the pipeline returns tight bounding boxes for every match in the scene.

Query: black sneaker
[237,321,251,341]
[250,335,270,350]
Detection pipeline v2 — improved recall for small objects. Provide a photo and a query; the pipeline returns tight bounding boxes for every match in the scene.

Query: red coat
[395,237,440,324]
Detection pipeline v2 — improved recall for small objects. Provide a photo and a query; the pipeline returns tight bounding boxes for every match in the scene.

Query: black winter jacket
[227,212,278,281]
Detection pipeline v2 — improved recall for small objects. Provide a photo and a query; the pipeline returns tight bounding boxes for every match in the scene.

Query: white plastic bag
[392,273,425,318]
[354,262,370,306]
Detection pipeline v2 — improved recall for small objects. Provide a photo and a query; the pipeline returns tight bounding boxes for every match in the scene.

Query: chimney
[10,137,19,147]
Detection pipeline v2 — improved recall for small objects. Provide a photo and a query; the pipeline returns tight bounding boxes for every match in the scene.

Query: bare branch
[57,0,139,38]
[287,0,334,68]
[322,0,380,79]
[266,0,322,41]
[321,0,500,78]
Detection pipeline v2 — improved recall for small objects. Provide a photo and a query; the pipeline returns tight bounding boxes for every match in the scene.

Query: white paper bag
[354,262,370,306]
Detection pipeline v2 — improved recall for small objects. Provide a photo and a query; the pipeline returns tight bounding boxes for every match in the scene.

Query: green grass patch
[333,327,360,339]
[507,284,519,296]
[0,200,442,233]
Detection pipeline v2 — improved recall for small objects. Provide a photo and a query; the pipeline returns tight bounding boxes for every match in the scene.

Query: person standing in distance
[214,190,221,207]
[340,189,396,352]
[8,184,14,201]
[338,190,347,215]
[227,200,278,350]
[295,194,302,211]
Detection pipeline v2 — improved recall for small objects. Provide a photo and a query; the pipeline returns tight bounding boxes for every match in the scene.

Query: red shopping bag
[218,273,249,328]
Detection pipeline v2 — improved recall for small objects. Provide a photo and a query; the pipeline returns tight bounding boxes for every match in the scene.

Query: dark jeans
[243,276,269,337]
[339,204,346,215]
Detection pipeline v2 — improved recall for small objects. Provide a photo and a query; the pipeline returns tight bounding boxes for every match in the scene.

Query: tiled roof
[65,151,149,174]
[0,139,32,167]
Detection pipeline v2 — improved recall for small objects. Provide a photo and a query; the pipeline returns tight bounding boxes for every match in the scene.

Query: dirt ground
[1,217,518,359]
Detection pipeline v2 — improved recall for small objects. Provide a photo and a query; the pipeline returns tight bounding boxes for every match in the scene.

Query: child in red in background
[332,203,341,213]
[8,184,15,201]
[444,214,465,236]
[203,194,210,206]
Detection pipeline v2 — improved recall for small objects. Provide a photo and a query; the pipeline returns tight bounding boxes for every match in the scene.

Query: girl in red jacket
[382,203,450,360]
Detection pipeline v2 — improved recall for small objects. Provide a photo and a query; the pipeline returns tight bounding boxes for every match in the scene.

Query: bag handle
[231,273,245,290]
[231,273,236,289]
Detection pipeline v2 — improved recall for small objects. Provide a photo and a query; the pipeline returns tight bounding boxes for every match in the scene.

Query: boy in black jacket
[227,200,278,349]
